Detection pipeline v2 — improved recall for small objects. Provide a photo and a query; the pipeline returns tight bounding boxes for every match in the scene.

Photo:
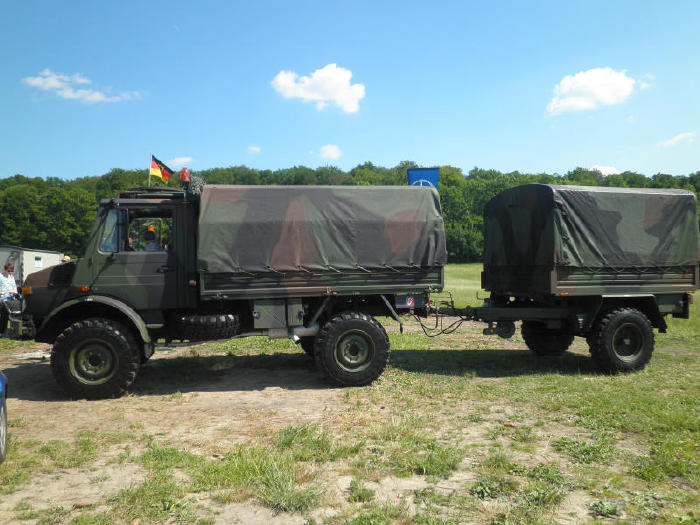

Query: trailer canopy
[198,185,447,273]
[484,184,699,268]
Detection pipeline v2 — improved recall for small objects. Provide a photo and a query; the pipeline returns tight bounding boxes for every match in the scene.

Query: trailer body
[481,184,699,298]
[469,184,699,372]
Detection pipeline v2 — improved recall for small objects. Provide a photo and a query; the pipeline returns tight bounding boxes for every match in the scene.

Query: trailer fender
[594,295,666,333]
[37,295,152,344]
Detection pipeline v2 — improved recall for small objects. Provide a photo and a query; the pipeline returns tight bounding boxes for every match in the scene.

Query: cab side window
[126,215,173,252]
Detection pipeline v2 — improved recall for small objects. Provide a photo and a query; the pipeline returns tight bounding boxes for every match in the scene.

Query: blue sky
[1,1,698,180]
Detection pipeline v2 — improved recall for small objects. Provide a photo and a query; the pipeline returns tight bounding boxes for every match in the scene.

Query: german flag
[150,155,173,182]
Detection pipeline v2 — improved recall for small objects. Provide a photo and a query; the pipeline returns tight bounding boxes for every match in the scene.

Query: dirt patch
[0,336,660,524]
[0,461,146,520]
[2,345,342,445]
[0,343,345,524]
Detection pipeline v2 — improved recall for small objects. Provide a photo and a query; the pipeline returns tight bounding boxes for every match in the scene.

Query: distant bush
[1,165,698,261]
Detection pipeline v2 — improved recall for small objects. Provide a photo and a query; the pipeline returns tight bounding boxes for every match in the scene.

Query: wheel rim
[334,329,374,373]
[0,403,6,458]
[69,339,117,385]
[612,323,643,360]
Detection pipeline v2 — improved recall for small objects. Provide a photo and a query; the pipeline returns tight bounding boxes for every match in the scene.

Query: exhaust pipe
[236,323,321,341]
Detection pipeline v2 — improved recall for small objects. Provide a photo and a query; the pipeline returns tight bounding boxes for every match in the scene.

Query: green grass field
[0,263,698,524]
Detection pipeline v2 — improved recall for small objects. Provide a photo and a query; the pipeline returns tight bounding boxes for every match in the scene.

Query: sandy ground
[0,327,614,524]
[0,342,348,524]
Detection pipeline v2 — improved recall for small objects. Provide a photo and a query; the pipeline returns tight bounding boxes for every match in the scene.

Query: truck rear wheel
[51,318,141,399]
[590,308,654,373]
[315,312,390,386]
[521,321,574,356]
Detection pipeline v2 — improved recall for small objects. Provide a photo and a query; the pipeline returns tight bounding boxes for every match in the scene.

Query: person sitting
[144,230,161,251]
[0,263,18,335]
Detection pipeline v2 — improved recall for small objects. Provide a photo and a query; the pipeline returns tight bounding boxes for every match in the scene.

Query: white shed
[0,246,64,287]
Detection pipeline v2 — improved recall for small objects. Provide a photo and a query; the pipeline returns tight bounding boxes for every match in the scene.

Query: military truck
[462,184,699,372]
[7,185,447,398]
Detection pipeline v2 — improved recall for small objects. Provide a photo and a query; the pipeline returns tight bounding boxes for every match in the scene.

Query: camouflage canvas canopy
[484,184,700,268]
[197,185,447,273]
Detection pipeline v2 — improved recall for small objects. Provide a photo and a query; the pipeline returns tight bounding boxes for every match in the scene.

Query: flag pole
[148,154,151,187]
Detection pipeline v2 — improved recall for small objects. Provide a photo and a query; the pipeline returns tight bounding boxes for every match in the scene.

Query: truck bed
[200,267,444,300]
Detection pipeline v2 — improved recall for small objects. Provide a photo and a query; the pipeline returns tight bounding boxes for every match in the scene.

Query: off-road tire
[0,398,7,463]
[521,321,574,356]
[590,308,654,373]
[315,312,390,386]
[51,318,141,399]
[299,337,316,357]
[173,314,239,342]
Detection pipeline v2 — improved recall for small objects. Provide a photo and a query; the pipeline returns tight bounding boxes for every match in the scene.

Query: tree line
[1,163,698,261]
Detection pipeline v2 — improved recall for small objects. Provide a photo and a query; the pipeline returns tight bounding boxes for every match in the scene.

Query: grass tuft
[552,436,615,464]
[348,479,375,503]
[469,476,518,499]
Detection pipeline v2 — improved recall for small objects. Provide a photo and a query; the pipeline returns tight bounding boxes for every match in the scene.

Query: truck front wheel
[50,318,141,399]
[590,308,654,373]
[314,312,390,386]
[521,321,574,356]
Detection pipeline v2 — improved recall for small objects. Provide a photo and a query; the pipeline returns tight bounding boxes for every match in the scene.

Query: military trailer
[7,185,447,398]
[463,184,699,372]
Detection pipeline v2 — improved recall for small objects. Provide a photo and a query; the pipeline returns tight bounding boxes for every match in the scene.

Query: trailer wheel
[590,308,654,373]
[299,336,315,357]
[521,321,574,356]
[51,318,141,399]
[315,312,390,386]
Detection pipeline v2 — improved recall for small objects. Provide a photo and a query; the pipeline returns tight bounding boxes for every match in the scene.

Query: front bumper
[8,316,35,340]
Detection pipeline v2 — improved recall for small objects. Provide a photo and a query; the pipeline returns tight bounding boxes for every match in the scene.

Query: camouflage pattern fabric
[484,184,699,269]
[198,185,447,273]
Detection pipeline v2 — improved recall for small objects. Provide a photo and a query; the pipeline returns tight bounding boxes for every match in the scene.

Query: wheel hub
[69,341,117,385]
[612,323,642,358]
[334,330,374,373]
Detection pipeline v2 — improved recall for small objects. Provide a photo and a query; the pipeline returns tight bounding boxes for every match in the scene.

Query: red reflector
[76,286,90,293]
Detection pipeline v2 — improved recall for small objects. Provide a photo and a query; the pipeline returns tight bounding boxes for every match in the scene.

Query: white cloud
[271,63,365,113]
[661,132,695,148]
[639,73,654,90]
[626,115,636,123]
[248,146,261,154]
[319,144,342,160]
[591,165,619,176]
[547,67,635,115]
[22,69,141,104]
[168,157,192,167]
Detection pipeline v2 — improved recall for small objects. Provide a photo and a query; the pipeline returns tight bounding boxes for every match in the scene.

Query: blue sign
[407,168,439,189]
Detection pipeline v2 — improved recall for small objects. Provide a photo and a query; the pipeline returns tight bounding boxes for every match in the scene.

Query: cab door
[91,205,180,314]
